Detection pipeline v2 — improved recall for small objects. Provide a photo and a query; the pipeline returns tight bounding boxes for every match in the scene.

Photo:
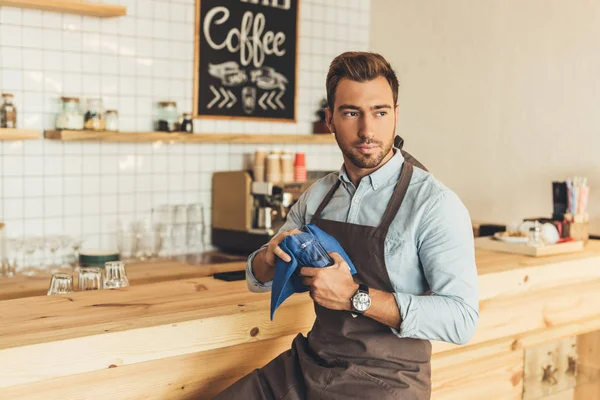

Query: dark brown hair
[326,52,399,110]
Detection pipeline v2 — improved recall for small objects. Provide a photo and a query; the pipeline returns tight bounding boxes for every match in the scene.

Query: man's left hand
[299,252,359,311]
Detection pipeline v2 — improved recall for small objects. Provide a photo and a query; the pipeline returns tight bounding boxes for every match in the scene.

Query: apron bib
[214,163,431,400]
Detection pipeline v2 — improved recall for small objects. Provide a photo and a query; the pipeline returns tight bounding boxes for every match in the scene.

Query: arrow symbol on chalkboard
[259,92,269,110]
[226,91,237,109]
[266,91,277,110]
[218,87,230,108]
[207,85,237,109]
[259,91,283,111]
[207,85,220,109]
[275,89,285,110]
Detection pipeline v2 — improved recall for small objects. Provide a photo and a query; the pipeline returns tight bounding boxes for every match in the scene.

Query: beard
[332,123,395,169]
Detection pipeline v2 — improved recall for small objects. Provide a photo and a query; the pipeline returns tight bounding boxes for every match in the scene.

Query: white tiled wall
[0,0,370,250]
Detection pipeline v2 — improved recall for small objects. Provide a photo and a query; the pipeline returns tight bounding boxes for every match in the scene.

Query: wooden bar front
[1,243,600,399]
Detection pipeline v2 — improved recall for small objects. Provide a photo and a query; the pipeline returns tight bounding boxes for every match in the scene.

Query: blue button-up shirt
[246,150,479,345]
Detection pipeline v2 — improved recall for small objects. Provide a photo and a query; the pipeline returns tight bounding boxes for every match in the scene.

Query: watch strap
[358,283,368,294]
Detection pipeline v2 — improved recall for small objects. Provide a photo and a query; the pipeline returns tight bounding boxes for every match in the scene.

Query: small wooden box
[564,221,589,243]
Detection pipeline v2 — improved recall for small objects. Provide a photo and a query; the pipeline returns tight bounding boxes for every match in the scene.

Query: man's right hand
[252,228,303,284]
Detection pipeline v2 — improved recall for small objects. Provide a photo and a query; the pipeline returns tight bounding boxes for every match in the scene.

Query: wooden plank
[5,324,597,400]
[0,334,298,400]
[2,274,600,388]
[432,278,600,355]
[523,337,578,400]
[0,258,246,301]
[0,334,524,400]
[0,291,315,388]
[2,249,600,391]
[44,130,336,144]
[0,279,260,347]
[474,240,600,276]
[2,248,599,342]
[0,0,126,17]
[0,128,39,140]
[475,251,600,302]
[432,346,523,399]
[574,382,600,400]
[475,236,584,257]
[469,279,600,349]
[575,330,600,400]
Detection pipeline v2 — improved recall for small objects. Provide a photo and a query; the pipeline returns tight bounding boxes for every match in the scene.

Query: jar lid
[61,96,80,102]
[1,93,14,98]
[106,109,118,114]
[182,112,192,118]
[159,101,177,107]
[79,249,120,267]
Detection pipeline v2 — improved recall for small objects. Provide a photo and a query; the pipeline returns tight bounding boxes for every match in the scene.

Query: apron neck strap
[311,162,413,230]
[379,162,413,232]
[311,179,342,223]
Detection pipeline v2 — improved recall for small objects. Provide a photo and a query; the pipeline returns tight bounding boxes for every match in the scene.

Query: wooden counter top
[0,252,247,301]
[2,242,600,399]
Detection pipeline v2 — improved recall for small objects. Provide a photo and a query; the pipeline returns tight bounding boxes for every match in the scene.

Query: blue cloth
[270,224,357,320]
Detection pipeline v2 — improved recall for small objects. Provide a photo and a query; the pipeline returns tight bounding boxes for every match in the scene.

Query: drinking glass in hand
[47,273,74,295]
[78,266,103,291]
[103,261,129,289]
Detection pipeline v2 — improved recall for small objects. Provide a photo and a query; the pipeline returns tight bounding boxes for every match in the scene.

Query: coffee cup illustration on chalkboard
[242,87,257,115]
[194,0,299,121]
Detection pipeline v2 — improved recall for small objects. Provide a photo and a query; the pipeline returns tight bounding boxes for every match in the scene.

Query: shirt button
[353,198,360,204]
[374,184,379,189]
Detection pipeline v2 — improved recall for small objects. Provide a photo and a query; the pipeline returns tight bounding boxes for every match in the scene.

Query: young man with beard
[214,52,479,400]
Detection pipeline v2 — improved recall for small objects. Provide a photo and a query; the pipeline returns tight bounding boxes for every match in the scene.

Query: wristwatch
[350,284,371,317]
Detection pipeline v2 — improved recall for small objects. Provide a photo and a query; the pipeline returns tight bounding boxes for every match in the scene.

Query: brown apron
[214,162,431,400]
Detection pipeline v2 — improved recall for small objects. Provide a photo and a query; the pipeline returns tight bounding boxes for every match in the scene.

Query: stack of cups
[294,152,307,182]
[266,151,282,183]
[253,148,267,182]
[281,150,294,183]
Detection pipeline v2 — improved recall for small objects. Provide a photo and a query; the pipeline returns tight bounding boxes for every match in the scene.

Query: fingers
[266,227,306,264]
[328,252,349,270]
[301,276,313,286]
[299,267,318,277]
[267,231,292,263]
[329,252,344,264]
[272,245,291,262]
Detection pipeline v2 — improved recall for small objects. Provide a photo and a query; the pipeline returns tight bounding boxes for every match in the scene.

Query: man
[215,52,479,399]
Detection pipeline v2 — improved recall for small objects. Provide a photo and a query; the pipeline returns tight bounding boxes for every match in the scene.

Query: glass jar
[56,97,84,130]
[104,109,119,132]
[84,98,105,130]
[179,113,193,133]
[0,93,17,128]
[157,101,178,132]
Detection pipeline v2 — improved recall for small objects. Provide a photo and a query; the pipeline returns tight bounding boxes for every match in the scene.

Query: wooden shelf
[44,130,336,144]
[0,128,40,141]
[0,0,126,18]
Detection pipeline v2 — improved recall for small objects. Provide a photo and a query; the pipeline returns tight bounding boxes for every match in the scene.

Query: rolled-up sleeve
[246,246,272,293]
[393,190,479,345]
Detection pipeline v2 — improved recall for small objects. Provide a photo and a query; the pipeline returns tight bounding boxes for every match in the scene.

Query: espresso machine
[211,170,331,254]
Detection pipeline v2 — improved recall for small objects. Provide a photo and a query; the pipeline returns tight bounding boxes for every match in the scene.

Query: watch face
[353,292,371,312]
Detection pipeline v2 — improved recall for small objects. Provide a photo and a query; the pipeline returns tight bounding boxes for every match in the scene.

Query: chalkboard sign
[194,0,299,121]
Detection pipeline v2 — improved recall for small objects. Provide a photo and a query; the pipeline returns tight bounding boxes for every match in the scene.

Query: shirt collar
[337,149,405,191]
